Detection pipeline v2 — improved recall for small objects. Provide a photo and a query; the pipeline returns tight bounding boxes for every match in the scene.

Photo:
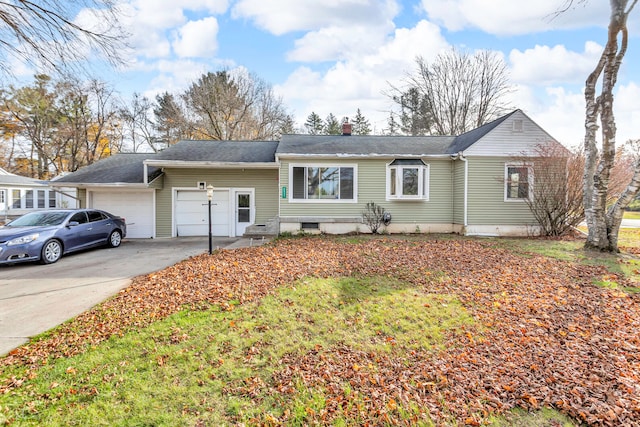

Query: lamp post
[206,184,214,255]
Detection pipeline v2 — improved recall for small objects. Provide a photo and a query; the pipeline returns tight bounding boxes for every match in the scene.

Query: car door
[87,210,111,244]
[62,211,92,251]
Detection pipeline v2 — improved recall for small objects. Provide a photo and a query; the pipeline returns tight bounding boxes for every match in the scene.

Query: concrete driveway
[0,237,247,356]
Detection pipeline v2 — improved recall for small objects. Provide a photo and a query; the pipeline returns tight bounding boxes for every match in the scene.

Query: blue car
[0,209,127,265]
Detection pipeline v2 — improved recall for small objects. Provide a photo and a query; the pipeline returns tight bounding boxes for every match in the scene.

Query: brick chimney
[342,121,352,136]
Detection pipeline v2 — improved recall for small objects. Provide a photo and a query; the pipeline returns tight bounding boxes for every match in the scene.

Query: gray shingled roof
[446,110,518,154]
[154,140,279,163]
[278,111,520,157]
[277,135,455,156]
[53,110,525,185]
[52,153,160,184]
[0,173,47,186]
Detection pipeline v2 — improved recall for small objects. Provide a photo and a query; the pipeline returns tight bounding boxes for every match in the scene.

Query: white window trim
[386,162,430,201]
[288,163,358,203]
[504,163,533,202]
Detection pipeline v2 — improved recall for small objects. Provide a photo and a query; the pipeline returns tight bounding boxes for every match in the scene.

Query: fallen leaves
[1,236,639,425]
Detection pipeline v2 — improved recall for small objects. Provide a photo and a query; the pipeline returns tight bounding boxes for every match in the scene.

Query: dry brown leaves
[1,237,639,426]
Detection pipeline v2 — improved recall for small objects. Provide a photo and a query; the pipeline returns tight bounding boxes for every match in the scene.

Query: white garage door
[175,190,229,237]
[91,191,154,238]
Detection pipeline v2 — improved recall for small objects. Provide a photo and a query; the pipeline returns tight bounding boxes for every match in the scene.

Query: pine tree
[386,112,400,135]
[304,111,323,134]
[324,113,341,135]
[352,108,371,135]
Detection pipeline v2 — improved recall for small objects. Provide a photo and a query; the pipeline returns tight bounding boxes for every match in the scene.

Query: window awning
[390,159,426,166]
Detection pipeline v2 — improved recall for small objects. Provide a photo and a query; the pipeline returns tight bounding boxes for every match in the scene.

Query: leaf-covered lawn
[1,236,639,426]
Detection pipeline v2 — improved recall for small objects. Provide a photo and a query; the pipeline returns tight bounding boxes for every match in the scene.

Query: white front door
[235,191,253,236]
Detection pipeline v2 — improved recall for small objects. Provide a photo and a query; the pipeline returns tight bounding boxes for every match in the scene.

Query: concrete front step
[243,221,279,237]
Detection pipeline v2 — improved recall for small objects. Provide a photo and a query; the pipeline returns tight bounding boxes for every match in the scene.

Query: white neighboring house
[0,167,76,223]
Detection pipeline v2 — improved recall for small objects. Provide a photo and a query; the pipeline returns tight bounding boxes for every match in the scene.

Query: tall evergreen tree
[154,92,190,146]
[352,108,372,135]
[324,113,341,135]
[304,111,323,135]
[385,112,400,135]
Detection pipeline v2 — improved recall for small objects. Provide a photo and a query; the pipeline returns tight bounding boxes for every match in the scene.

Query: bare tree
[0,0,128,79]
[515,142,583,236]
[182,70,293,141]
[577,0,640,251]
[388,48,511,136]
[118,93,156,153]
[362,202,387,234]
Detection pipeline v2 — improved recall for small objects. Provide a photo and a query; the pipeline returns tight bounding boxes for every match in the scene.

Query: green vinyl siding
[466,157,536,225]
[156,168,278,237]
[148,174,163,189]
[452,161,465,224]
[279,159,452,224]
[77,188,87,208]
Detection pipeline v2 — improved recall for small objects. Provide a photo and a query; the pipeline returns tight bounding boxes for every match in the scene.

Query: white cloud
[287,23,395,62]
[142,59,211,97]
[419,0,608,35]
[173,17,220,58]
[524,86,585,147]
[117,0,229,60]
[614,82,640,142]
[130,0,228,29]
[509,42,602,85]
[232,0,399,35]
[510,82,639,150]
[276,20,450,131]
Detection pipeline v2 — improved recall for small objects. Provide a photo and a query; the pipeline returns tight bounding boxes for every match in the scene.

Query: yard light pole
[207,184,214,255]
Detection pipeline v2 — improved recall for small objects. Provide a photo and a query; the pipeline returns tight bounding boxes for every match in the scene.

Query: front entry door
[235,192,252,236]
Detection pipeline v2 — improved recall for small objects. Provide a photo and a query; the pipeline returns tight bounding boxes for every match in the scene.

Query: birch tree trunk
[583,0,639,252]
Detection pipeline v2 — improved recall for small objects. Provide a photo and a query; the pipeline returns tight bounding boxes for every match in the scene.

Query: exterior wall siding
[156,168,279,237]
[279,158,453,230]
[452,160,465,225]
[78,189,87,208]
[466,157,536,226]
[465,110,557,157]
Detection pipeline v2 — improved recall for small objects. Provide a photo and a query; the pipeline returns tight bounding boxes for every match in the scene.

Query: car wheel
[108,230,122,248]
[40,240,62,264]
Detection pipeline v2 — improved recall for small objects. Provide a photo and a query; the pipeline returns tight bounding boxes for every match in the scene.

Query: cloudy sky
[73,1,640,146]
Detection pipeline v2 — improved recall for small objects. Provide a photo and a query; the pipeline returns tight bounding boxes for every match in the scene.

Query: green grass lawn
[1,276,475,426]
[2,232,639,426]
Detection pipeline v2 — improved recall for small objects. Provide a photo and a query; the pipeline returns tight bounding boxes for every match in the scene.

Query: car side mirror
[67,221,80,227]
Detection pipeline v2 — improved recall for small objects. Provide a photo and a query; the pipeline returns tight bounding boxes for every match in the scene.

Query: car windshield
[6,212,69,227]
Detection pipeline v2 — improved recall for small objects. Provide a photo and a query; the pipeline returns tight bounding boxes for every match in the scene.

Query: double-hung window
[12,189,21,209]
[290,165,356,201]
[505,164,532,201]
[387,159,429,200]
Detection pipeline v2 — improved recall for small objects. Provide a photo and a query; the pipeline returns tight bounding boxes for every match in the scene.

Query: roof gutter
[144,160,280,169]
[275,154,454,160]
[49,182,151,189]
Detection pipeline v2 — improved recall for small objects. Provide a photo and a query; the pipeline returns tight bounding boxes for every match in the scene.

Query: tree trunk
[583,0,638,252]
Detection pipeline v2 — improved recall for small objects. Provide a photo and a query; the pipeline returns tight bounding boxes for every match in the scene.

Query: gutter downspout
[450,152,468,231]
[1,187,7,223]
[460,152,468,228]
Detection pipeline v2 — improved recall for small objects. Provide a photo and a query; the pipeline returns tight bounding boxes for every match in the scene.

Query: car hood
[0,226,53,240]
